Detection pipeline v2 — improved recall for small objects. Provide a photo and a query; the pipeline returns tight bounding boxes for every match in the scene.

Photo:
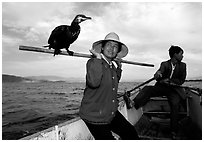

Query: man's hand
[159,78,177,86]
[159,78,170,84]
[89,49,101,59]
[154,71,162,79]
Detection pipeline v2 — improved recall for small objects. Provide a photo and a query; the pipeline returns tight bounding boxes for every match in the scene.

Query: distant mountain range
[2,74,33,83]
[2,74,85,83]
[2,74,202,83]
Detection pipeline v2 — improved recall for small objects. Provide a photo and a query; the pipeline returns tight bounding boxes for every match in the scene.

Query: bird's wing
[68,27,81,44]
[48,25,68,44]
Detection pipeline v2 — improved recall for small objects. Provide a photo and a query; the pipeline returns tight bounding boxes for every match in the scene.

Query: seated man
[133,45,187,138]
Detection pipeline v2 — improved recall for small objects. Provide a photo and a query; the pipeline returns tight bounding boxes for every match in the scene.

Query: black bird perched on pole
[44,14,91,56]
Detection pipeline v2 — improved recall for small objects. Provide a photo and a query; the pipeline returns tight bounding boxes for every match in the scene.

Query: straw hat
[92,32,128,58]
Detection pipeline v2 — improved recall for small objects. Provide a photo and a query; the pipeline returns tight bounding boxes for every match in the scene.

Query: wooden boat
[21,87,202,140]
[21,91,142,140]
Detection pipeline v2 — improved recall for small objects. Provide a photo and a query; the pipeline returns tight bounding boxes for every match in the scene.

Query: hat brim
[92,39,128,58]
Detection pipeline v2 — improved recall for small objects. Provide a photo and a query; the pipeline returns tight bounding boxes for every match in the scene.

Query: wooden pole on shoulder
[19,45,154,67]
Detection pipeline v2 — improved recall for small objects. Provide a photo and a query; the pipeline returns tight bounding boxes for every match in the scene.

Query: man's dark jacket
[155,60,187,99]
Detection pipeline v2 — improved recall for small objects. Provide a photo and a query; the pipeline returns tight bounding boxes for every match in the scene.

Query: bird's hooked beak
[84,16,92,20]
[77,16,92,23]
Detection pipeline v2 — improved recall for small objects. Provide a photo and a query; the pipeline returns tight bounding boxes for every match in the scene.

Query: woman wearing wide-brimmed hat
[79,32,139,140]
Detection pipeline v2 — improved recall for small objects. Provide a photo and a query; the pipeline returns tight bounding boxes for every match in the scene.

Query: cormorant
[44,14,91,56]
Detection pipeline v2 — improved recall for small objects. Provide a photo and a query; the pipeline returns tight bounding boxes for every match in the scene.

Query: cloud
[2,2,202,80]
[3,56,87,77]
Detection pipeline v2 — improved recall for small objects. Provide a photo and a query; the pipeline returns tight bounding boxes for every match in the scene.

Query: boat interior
[134,89,202,140]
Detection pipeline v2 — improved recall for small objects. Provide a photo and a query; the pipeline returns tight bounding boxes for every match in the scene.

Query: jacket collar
[101,54,113,66]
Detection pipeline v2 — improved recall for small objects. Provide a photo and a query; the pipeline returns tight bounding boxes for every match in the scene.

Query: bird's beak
[85,16,92,20]
[80,17,91,22]
[84,17,91,20]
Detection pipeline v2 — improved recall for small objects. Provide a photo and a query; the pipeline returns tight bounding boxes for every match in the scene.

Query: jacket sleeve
[86,58,103,88]
[171,63,187,85]
[155,62,166,82]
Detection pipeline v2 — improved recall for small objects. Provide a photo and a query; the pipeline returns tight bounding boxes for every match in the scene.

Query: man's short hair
[169,45,184,58]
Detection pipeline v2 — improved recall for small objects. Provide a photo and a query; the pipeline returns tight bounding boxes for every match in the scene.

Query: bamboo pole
[19,45,154,67]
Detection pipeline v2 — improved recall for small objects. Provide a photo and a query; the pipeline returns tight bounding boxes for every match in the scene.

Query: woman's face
[102,41,119,59]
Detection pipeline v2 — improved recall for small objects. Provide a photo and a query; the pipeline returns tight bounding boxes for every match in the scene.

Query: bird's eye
[77,17,82,21]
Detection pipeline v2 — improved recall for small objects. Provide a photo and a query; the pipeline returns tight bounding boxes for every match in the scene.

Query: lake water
[2,81,139,140]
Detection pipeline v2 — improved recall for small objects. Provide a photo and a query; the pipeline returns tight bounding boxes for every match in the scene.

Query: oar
[127,77,202,96]
[19,45,154,67]
[168,83,202,96]
[127,77,155,94]
[127,77,201,95]
[117,77,155,99]
[119,77,155,109]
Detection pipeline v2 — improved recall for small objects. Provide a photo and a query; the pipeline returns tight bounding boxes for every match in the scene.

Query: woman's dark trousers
[83,110,139,140]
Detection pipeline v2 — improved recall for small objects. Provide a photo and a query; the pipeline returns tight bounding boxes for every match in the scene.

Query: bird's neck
[71,21,80,30]
[71,20,79,26]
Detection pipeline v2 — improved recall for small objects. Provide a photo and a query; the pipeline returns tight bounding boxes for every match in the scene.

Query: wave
[3,116,46,127]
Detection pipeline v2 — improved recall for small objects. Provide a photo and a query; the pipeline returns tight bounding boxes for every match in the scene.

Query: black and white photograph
[2,1,202,140]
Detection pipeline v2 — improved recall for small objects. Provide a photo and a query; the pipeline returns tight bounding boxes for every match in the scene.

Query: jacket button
[113,88,115,91]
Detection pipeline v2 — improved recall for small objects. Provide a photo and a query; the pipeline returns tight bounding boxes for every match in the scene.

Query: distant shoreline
[2,74,202,83]
[185,79,202,82]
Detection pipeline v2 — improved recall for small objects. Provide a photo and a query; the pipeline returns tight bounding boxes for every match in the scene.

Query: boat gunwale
[20,117,81,140]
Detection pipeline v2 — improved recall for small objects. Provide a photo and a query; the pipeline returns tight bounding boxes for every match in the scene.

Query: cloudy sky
[2,2,202,81]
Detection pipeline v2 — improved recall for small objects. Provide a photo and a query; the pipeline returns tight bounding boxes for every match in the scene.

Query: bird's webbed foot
[48,44,56,50]
[54,49,62,56]
[67,50,74,56]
